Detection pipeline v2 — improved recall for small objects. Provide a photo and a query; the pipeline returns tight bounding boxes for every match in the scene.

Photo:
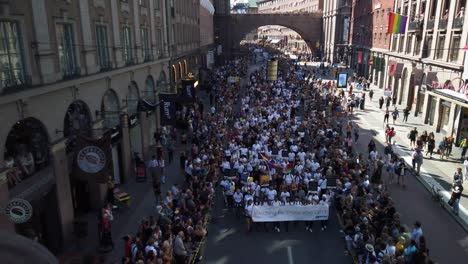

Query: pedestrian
[396,158,406,188]
[384,143,393,163]
[387,157,396,184]
[449,182,463,216]
[464,158,468,181]
[409,127,418,148]
[421,131,428,150]
[411,149,423,175]
[244,199,254,232]
[353,126,359,143]
[148,155,158,181]
[392,95,397,106]
[173,231,188,264]
[158,155,166,184]
[384,110,390,123]
[386,96,391,108]
[410,221,423,245]
[167,140,174,164]
[439,138,447,160]
[379,96,384,109]
[453,167,463,185]
[369,89,374,101]
[387,127,395,144]
[460,138,468,159]
[392,107,399,124]
[446,135,454,157]
[426,135,435,158]
[403,107,410,122]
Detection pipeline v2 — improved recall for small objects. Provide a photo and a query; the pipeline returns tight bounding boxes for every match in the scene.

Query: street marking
[287,246,294,264]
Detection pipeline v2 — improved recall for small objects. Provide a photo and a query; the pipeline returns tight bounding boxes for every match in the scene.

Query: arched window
[146,76,156,103]
[127,82,140,116]
[101,89,120,128]
[4,118,50,189]
[63,100,92,153]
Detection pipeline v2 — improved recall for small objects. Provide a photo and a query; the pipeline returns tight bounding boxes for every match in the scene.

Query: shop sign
[431,78,468,97]
[77,146,107,174]
[2,198,33,224]
[384,87,392,96]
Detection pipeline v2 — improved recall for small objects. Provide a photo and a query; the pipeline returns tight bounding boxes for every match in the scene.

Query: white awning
[270,39,281,44]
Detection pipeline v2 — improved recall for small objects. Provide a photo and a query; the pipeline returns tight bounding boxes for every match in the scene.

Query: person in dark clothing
[180,152,187,170]
[379,96,384,109]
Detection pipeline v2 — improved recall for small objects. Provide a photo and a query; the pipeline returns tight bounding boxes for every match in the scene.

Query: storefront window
[101,90,120,128]
[3,118,50,189]
[63,101,92,153]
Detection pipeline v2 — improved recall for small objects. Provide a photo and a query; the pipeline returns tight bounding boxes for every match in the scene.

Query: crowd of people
[116,57,251,264]
[111,45,442,264]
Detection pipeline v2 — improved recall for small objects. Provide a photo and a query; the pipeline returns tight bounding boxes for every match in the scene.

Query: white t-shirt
[267,189,277,200]
[280,191,290,203]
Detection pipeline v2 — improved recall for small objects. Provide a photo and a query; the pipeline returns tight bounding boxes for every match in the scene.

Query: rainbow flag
[259,153,284,169]
[388,12,408,34]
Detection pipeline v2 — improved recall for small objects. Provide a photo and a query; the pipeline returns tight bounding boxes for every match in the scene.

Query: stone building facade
[0,0,212,254]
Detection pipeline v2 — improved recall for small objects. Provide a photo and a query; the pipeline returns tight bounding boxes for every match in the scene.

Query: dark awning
[137,99,158,112]
[413,69,424,85]
[425,72,439,88]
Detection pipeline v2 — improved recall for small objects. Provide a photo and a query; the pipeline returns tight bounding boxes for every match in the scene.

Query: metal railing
[427,19,434,30]
[454,17,464,29]
[408,21,422,31]
[438,19,448,30]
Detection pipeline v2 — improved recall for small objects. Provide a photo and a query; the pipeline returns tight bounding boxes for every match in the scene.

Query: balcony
[427,19,434,30]
[454,17,464,29]
[408,21,422,31]
[438,19,448,30]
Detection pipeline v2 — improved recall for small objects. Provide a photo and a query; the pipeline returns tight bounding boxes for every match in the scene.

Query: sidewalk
[359,85,468,231]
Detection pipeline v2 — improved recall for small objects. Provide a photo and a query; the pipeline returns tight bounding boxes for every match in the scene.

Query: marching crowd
[114,46,440,264]
[214,50,435,264]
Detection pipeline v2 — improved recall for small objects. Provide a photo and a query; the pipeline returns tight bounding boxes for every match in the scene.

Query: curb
[404,164,468,232]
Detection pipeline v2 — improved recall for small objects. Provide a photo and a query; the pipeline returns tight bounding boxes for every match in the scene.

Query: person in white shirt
[280,189,290,203]
[244,199,254,232]
[271,197,282,232]
[158,157,166,184]
[288,151,295,162]
[148,155,158,180]
[318,176,327,196]
[266,186,277,202]
[283,173,293,186]
[233,189,244,217]
[319,195,329,231]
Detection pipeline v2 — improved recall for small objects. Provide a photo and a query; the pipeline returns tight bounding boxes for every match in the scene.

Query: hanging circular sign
[77,146,106,173]
[5,198,33,224]
[356,83,363,90]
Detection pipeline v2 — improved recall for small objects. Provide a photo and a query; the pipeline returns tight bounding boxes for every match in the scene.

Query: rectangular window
[424,36,433,57]
[96,25,110,70]
[122,26,133,65]
[406,36,412,54]
[141,28,151,61]
[56,23,78,78]
[139,0,146,6]
[415,37,421,55]
[154,0,161,10]
[450,36,461,62]
[156,28,163,57]
[436,36,445,59]
[0,21,25,88]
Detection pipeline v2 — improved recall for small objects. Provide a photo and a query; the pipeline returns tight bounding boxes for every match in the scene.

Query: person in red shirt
[123,235,132,259]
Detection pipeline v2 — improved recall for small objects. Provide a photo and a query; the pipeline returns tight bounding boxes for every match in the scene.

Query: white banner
[251,204,329,222]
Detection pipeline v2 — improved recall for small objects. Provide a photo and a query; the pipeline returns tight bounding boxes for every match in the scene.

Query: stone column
[133,0,142,63]
[31,0,58,83]
[447,103,457,136]
[120,114,132,183]
[433,97,442,132]
[78,0,99,74]
[110,0,124,67]
[0,183,14,232]
[155,92,161,129]
[50,140,74,244]
[422,92,430,123]
[139,111,149,162]
[89,120,106,209]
